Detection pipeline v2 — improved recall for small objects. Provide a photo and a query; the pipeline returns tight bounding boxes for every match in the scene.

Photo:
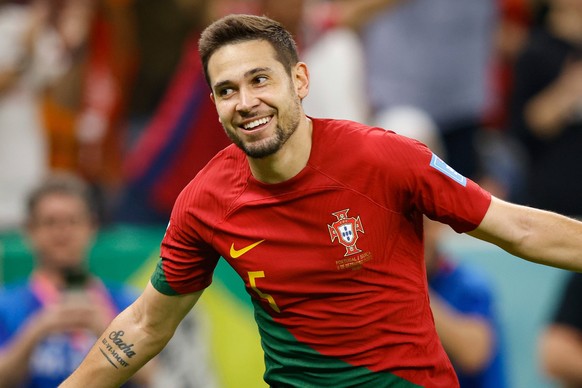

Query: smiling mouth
[242,116,272,131]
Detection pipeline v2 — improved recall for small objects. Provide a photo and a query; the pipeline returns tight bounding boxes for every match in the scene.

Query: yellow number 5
[248,271,280,313]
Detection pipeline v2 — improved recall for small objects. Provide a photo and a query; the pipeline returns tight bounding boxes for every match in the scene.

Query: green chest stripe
[252,300,422,388]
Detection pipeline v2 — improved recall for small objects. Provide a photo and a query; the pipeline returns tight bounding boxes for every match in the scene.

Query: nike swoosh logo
[230,239,265,258]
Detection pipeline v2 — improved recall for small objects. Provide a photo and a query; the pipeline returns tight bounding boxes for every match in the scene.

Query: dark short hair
[199,14,299,87]
[27,172,96,219]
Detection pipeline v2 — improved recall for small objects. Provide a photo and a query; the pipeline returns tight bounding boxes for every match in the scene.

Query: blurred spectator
[509,0,582,216]
[0,172,154,387]
[0,0,71,230]
[115,0,253,223]
[41,0,137,224]
[303,0,370,123]
[360,0,498,180]
[425,219,507,388]
[255,0,370,123]
[539,272,582,386]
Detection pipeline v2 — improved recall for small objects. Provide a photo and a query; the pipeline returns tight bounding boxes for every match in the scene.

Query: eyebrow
[212,67,274,91]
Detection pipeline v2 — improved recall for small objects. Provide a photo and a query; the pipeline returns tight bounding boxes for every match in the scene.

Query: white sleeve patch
[429,153,467,187]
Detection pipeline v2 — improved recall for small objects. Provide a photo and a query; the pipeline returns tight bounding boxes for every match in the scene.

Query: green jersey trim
[252,299,422,388]
[150,259,180,296]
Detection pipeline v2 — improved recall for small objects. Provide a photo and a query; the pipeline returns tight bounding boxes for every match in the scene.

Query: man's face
[208,39,307,158]
[27,193,96,272]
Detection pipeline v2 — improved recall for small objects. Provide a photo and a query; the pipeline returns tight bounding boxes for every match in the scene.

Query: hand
[32,294,113,338]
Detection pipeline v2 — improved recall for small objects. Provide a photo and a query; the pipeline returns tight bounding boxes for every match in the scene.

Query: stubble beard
[224,95,302,159]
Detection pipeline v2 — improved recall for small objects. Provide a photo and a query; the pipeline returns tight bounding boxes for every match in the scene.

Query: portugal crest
[328,209,365,256]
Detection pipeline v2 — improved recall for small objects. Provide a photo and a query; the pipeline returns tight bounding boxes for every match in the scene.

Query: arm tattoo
[98,330,136,368]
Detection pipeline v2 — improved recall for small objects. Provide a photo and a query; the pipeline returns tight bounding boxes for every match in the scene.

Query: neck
[249,115,313,184]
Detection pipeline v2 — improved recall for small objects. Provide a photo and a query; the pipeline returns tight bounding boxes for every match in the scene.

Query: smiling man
[207,37,310,180]
[61,14,582,388]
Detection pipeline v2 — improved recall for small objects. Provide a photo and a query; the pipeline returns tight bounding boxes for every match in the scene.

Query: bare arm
[430,293,494,373]
[468,196,582,271]
[60,282,202,388]
[539,324,582,386]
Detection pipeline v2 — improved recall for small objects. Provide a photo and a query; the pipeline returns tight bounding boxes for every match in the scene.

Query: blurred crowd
[2,0,582,386]
[1,0,581,230]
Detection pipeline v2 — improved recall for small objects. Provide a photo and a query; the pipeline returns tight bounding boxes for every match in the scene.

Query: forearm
[61,282,202,387]
[61,303,172,387]
[470,197,582,272]
[512,210,582,269]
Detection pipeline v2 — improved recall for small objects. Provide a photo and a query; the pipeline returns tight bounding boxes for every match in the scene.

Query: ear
[293,62,309,100]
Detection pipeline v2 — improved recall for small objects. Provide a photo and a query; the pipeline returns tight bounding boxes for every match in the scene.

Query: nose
[236,87,260,113]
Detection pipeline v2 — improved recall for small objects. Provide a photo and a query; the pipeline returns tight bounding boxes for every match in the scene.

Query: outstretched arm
[468,196,582,271]
[60,282,202,388]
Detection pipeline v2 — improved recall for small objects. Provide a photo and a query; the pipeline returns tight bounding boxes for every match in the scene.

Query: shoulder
[169,144,249,238]
[312,117,432,165]
[313,118,435,190]
[175,144,248,208]
[311,117,436,194]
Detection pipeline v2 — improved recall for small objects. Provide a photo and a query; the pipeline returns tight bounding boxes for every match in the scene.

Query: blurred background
[1,0,581,387]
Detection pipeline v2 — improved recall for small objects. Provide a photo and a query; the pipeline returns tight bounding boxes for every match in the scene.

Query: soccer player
[61,14,582,388]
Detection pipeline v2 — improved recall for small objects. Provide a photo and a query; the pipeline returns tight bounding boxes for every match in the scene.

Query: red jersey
[152,118,491,387]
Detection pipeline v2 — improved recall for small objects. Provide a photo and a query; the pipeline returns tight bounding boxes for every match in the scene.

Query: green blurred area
[0,224,167,285]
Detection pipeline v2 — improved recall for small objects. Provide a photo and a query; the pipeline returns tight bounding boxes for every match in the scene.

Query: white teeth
[243,117,270,130]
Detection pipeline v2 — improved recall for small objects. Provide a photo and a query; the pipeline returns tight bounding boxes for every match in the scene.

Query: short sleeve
[391,137,491,233]
[151,193,221,296]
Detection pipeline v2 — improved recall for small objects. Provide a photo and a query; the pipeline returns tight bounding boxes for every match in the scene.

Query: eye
[253,75,268,85]
[217,87,234,98]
